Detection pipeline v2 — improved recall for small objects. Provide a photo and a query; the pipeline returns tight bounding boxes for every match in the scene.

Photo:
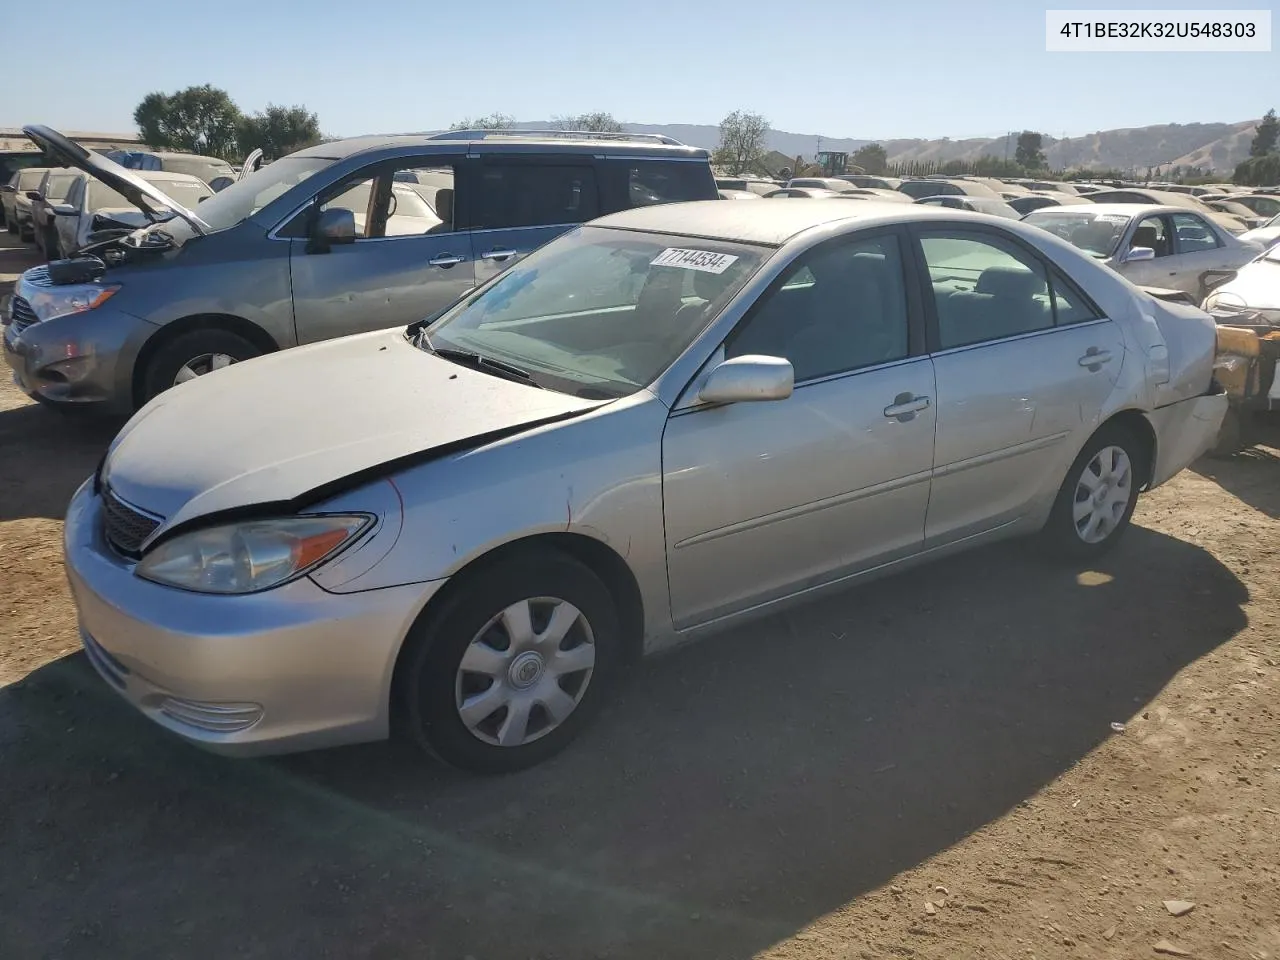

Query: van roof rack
[427,128,686,146]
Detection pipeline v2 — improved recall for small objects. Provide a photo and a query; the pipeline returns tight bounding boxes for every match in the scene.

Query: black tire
[398,550,623,774]
[1041,423,1145,561]
[141,328,262,403]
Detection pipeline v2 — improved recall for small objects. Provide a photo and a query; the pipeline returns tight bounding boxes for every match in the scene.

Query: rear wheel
[1041,424,1144,560]
[141,328,262,404]
[398,551,623,773]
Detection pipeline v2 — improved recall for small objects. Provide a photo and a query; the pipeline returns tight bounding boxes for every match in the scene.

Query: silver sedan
[64,200,1228,772]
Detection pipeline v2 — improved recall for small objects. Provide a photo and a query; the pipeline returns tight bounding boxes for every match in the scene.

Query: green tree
[133,85,242,159]
[1014,130,1046,169]
[553,112,624,133]
[1249,108,1278,157]
[1234,153,1280,186]
[851,143,888,175]
[449,113,516,131]
[712,110,770,175]
[238,103,322,160]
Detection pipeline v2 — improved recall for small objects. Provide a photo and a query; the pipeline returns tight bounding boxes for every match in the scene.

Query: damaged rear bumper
[1147,388,1230,489]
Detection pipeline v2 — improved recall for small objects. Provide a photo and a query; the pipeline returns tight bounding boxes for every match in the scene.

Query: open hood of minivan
[23,124,211,237]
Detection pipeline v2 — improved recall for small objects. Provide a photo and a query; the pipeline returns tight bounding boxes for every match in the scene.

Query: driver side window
[1130,216,1171,257]
[300,161,459,240]
[726,234,910,382]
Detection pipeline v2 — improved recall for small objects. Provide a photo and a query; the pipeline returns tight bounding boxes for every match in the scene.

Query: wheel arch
[389,532,646,709]
[131,313,278,408]
[1098,407,1158,489]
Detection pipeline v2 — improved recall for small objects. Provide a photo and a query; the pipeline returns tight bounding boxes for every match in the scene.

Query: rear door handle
[428,253,466,268]
[883,393,931,421]
[1078,347,1113,370]
[480,248,518,262]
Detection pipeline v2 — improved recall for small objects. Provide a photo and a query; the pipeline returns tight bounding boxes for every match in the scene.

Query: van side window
[471,165,598,231]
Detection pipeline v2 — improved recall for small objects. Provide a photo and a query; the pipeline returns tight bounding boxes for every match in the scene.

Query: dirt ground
[0,230,1277,960]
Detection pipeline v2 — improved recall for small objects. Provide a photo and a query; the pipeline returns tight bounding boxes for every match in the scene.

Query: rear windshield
[161,156,235,184]
[142,177,213,209]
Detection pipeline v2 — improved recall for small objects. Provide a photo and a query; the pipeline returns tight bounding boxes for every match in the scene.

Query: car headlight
[1203,290,1246,314]
[27,283,120,323]
[136,515,372,594]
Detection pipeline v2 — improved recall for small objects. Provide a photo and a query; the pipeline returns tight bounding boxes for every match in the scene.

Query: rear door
[467,155,600,287]
[287,154,476,344]
[914,225,1127,544]
[1169,212,1242,297]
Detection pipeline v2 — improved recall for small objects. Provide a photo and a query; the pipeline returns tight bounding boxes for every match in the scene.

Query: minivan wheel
[142,329,262,403]
[399,551,622,774]
[1042,424,1143,560]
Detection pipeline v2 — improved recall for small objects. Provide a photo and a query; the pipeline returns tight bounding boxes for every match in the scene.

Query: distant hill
[487,119,1258,174]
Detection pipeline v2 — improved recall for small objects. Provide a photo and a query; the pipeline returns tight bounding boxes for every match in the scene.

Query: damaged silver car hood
[101,329,601,533]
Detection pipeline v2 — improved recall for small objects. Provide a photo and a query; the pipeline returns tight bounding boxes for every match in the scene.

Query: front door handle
[1078,347,1113,371]
[428,253,466,268]
[883,393,931,422]
[480,248,518,262]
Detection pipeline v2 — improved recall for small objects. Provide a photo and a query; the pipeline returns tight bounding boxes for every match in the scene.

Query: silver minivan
[4,125,716,414]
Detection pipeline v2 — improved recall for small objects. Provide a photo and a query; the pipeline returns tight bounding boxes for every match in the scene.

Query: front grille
[101,487,161,557]
[8,295,36,334]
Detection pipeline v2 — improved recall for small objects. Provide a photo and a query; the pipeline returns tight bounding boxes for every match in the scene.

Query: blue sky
[6,0,1275,140]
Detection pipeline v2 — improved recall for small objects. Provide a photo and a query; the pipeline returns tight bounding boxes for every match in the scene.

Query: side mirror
[310,207,356,252]
[51,203,75,217]
[1123,246,1156,263]
[25,190,42,201]
[698,355,794,405]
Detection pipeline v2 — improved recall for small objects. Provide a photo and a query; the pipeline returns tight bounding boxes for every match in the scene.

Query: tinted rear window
[471,164,599,230]
[599,159,716,213]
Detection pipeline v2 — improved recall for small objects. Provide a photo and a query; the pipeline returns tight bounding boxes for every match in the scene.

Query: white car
[50,170,213,257]
[1239,213,1280,251]
[1023,204,1264,301]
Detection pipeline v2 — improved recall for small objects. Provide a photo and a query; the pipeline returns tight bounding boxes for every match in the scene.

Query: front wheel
[398,551,623,773]
[1041,424,1144,560]
[141,328,262,404]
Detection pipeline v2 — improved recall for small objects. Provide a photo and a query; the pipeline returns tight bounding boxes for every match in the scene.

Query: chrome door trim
[932,431,1071,479]
[672,468,933,550]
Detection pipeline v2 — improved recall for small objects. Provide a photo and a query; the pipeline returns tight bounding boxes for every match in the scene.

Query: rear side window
[1172,213,1221,253]
[471,164,598,230]
[599,159,716,212]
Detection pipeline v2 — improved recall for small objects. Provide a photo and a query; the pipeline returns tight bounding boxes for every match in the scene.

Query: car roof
[291,133,708,161]
[593,198,974,246]
[1027,203,1189,218]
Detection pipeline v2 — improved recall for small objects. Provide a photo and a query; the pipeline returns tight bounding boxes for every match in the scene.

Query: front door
[289,157,476,344]
[915,226,1127,544]
[467,156,600,287]
[662,230,936,628]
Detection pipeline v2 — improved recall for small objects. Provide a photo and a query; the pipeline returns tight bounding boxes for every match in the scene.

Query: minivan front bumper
[3,300,152,414]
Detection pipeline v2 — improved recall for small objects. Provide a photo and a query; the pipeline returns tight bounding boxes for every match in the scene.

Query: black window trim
[721,224,927,389]
[905,220,1107,354]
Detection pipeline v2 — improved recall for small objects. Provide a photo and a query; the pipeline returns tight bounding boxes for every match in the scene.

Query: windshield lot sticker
[651,248,739,274]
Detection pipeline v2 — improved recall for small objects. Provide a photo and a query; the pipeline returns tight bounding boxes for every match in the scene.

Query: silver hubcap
[174,353,237,385]
[1073,445,1133,544]
[455,597,596,747]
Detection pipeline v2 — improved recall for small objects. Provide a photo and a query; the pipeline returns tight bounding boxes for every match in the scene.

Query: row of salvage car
[0,125,1264,773]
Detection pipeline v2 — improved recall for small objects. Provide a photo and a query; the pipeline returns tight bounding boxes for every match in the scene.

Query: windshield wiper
[415,332,542,388]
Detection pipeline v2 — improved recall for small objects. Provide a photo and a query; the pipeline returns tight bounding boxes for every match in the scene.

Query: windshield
[424,226,766,399]
[1023,210,1131,258]
[141,177,213,209]
[88,182,130,211]
[177,156,333,233]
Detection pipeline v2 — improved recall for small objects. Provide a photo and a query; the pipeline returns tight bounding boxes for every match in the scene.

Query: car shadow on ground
[0,401,121,522]
[1191,413,1280,520]
[0,526,1248,960]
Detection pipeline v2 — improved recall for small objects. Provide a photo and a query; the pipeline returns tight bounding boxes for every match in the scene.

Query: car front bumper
[3,300,154,414]
[63,479,442,756]
[1147,388,1230,489]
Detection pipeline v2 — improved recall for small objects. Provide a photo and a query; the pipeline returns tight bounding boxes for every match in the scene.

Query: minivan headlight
[28,283,121,323]
[136,515,372,594]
